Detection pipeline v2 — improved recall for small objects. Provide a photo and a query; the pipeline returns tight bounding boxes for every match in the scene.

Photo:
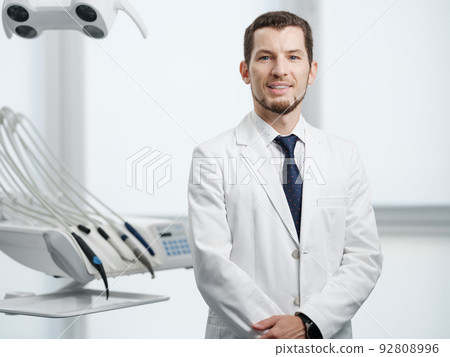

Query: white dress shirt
[250,110,305,182]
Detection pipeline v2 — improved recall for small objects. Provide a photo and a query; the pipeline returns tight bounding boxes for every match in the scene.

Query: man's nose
[271,58,288,77]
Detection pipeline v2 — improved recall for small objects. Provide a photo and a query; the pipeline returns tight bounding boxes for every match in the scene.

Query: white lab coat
[188,112,382,339]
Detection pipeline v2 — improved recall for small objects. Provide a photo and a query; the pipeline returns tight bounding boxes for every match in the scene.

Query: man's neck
[254,105,301,135]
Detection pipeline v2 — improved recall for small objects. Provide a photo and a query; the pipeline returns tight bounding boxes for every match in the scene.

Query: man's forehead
[252,26,306,49]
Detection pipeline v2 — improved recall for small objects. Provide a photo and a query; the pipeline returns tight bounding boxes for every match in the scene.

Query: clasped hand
[252,315,306,339]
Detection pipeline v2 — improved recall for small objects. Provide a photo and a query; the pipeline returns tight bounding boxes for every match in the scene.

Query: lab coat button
[291,249,300,259]
[294,295,300,306]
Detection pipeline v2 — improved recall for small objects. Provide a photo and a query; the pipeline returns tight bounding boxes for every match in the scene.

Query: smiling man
[188,11,382,339]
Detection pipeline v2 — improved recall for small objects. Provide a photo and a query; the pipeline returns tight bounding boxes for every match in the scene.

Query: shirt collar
[251,110,306,147]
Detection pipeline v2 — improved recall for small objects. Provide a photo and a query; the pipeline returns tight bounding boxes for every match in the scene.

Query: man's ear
[308,61,318,85]
[240,61,250,84]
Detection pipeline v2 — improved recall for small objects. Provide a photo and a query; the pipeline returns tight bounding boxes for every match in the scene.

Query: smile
[267,83,292,95]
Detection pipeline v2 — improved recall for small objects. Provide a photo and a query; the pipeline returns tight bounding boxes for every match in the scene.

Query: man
[188,11,382,339]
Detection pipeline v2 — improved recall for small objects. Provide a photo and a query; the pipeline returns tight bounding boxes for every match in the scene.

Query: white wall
[0,34,45,128]
[353,232,450,338]
[317,0,450,206]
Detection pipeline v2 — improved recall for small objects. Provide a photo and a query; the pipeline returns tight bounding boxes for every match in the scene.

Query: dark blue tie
[273,135,302,238]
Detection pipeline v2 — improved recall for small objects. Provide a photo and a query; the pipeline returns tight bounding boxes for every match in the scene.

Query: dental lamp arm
[116,0,147,38]
[117,0,148,38]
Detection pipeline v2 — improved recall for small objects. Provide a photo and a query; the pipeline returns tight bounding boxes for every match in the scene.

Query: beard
[252,84,307,115]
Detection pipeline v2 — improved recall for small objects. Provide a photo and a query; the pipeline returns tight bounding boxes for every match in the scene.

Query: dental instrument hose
[0,125,110,298]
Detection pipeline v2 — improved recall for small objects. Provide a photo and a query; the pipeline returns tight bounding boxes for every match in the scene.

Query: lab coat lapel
[299,121,324,248]
[235,114,299,244]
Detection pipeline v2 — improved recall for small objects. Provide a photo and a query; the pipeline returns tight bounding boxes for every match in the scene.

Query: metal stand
[0,281,169,318]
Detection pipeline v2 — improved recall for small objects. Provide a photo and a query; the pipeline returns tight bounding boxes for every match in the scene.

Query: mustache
[265,79,295,86]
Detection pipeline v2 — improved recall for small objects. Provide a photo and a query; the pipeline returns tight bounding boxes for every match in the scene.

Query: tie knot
[274,134,298,158]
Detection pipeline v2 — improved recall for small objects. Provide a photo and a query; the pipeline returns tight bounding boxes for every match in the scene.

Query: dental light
[2,0,147,39]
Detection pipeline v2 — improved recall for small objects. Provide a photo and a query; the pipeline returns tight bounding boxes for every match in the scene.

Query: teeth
[270,86,289,89]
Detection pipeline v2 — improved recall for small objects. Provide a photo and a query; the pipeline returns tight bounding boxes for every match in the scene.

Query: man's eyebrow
[254,49,306,56]
[286,49,306,55]
[254,49,274,55]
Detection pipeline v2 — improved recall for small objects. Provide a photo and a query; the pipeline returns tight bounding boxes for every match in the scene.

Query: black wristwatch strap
[295,312,323,339]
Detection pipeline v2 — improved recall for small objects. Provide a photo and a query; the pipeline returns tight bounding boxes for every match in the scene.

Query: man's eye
[290,55,299,60]
[259,56,270,60]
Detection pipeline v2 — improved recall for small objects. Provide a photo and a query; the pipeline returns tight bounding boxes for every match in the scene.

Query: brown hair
[244,11,314,66]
